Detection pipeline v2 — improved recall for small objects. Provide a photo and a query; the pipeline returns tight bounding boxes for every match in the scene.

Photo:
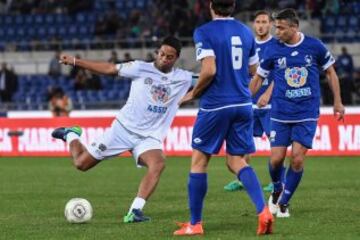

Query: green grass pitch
[0,156,359,239]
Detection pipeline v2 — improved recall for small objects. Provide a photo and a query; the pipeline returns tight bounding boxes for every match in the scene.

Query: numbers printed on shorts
[147,105,167,114]
[231,36,243,70]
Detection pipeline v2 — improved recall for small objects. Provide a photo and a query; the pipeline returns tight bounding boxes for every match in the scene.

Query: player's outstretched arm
[249,74,264,96]
[59,54,118,75]
[257,81,274,108]
[325,65,345,121]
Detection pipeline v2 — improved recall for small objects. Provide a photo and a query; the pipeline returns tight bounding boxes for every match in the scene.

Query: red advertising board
[0,114,359,157]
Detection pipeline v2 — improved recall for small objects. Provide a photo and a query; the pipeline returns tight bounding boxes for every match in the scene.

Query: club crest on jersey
[304,55,313,66]
[285,67,308,88]
[151,84,171,103]
[277,57,287,69]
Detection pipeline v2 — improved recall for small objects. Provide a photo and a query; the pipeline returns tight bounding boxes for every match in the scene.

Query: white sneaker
[268,195,278,215]
[276,204,290,218]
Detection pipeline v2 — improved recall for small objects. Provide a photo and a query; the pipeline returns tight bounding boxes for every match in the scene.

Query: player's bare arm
[179,57,216,105]
[249,73,264,96]
[59,54,118,75]
[257,81,273,108]
[325,65,345,121]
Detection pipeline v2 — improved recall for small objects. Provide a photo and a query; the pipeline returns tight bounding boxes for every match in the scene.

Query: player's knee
[291,153,304,170]
[148,159,165,175]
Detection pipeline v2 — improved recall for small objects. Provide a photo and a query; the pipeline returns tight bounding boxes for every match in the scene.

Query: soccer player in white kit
[52,37,194,223]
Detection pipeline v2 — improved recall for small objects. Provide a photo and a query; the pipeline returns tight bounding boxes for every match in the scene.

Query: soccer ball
[64,198,93,223]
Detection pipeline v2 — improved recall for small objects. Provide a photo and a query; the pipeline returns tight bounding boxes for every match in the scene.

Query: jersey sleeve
[248,38,259,66]
[194,28,215,61]
[257,47,273,78]
[315,40,335,71]
[115,60,141,78]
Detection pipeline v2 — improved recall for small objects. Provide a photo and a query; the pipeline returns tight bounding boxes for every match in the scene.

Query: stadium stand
[0,0,359,111]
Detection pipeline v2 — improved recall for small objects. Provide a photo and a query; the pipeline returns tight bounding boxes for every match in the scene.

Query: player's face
[253,14,272,38]
[274,19,298,43]
[155,45,178,72]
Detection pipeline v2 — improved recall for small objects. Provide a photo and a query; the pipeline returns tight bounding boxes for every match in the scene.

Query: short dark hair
[161,36,182,57]
[211,0,235,17]
[272,8,299,26]
[253,10,272,21]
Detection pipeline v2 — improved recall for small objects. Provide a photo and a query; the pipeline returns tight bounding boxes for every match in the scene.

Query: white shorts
[87,119,163,166]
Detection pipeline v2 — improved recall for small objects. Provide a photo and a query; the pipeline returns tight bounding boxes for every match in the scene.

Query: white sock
[128,197,146,214]
[66,132,80,149]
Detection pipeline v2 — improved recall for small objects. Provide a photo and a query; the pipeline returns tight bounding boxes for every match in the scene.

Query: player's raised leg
[52,126,99,171]
[124,149,165,223]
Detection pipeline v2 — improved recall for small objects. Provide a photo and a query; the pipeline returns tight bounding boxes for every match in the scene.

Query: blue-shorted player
[174,0,274,236]
[250,9,345,218]
[224,10,286,193]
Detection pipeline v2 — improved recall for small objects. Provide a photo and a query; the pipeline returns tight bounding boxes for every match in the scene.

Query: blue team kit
[192,18,258,154]
[257,33,335,148]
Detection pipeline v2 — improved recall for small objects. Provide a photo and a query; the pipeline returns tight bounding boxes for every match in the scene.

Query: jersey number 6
[231,36,242,70]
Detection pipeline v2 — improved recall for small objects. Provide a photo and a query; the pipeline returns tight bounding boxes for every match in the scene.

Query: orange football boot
[173,222,204,236]
[257,206,274,235]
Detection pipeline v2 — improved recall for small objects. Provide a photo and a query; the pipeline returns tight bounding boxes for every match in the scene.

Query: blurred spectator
[108,50,120,64]
[69,54,82,79]
[145,52,155,62]
[74,69,102,91]
[353,69,360,104]
[122,52,134,63]
[48,86,72,117]
[0,62,18,102]
[336,46,354,105]
[48,51,62,78]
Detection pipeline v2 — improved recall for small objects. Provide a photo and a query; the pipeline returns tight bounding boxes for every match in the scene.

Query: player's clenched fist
[59,54,75,65]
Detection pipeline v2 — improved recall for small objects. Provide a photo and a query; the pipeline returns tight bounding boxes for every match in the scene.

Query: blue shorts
[253,109,271,137]
[270,120,317,149]
[192,105,255,155]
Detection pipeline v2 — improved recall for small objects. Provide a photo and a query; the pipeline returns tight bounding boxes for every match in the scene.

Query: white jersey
[115,60,193,141]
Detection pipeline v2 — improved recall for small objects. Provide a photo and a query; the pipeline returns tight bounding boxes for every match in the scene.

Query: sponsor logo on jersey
[193,138,202,144]
[291,51,299,56]
[285,67,308,88]
[277,57,287,69]
[151,84,171,103]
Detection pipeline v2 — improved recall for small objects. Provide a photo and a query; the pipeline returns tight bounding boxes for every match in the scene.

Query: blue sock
[237,166,265,214]
[278,167,303,205]
[268,160,283,192]
[188,173,207,225]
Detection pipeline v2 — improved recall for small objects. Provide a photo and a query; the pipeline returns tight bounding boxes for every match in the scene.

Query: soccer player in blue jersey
[174,0,274,236]
[250,9,345,218]
[224,10,286,193]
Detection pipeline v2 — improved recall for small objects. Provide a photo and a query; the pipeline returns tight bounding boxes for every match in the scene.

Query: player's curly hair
[211,0,235,17]
[161,36,182,57]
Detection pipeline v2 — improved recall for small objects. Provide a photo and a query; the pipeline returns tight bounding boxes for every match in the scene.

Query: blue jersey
[258,33,335,121]
[252,36,277,105]
[194,18,258,109]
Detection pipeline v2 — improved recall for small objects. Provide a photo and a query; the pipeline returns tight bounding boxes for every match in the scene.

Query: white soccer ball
[64,198,93,223]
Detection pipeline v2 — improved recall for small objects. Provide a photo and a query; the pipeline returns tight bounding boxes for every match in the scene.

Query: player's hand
[179,91,194,106]
[256,93,270,108]
[333,102,345,122]
[59,54,75,65]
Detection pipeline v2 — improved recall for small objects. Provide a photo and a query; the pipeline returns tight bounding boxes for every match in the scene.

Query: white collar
[255,35,273,44]
[284,32,304,47]
[213,17,234,21]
